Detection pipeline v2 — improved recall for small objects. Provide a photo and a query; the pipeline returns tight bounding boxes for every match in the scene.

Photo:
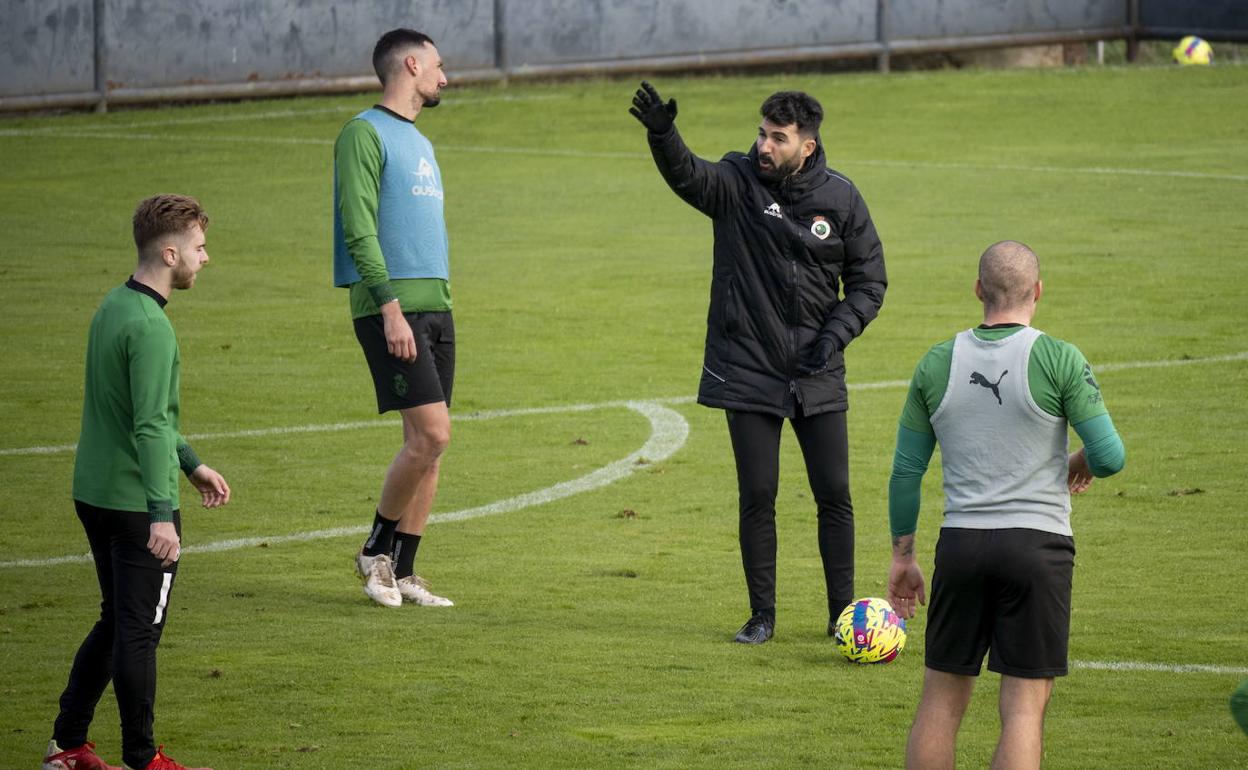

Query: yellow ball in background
[1173,36,1214,66]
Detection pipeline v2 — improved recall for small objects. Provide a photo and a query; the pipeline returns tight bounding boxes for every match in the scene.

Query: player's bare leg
[990,675,1052,770]
[382,401,454,606]
[379,401,450,526]
[396,454,441,531]
[357,402,450,607]
[907,668,975,770]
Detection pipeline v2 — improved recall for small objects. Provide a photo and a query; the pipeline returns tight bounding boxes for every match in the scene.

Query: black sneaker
[733,614,774,644]
[828,598,853,637]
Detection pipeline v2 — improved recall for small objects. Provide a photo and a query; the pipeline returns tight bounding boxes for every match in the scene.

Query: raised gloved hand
[629,81,678,134]
[797,336,839,376]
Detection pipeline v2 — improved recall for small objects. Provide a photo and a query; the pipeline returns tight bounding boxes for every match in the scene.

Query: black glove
[797,336,839,376]
[629,81,677,133]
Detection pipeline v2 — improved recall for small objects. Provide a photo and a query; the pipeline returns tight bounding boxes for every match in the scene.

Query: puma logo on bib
[970,370,1008,405]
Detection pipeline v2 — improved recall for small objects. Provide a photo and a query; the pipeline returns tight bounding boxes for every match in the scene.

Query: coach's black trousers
[726,408,854,621]
[54,501,180,770]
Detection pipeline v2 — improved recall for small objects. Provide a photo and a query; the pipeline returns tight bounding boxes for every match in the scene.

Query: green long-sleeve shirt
[72,279,200,522]
[334,112,452,319]
[888,324,1125,537]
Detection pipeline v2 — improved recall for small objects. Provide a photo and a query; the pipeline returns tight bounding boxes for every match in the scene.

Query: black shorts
[353,311,454,413]
[926,527,1075,679]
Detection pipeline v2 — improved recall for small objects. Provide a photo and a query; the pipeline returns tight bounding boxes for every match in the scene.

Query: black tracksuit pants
[726,408,854,622]
[54,501,180,770]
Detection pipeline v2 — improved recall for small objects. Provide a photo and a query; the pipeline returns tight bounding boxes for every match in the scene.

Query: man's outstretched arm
[631,81,739,218]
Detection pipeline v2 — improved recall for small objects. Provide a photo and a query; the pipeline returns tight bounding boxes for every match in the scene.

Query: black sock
[362,511,398,557]
[754,607,775,625]
[391,532,422,579]
[829,597,854,621]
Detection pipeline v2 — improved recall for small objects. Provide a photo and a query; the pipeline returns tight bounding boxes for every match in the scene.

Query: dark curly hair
[760,91,823,138]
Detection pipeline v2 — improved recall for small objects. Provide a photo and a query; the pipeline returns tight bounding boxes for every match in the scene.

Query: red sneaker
[124,745,212,770]
[42,739,120,770]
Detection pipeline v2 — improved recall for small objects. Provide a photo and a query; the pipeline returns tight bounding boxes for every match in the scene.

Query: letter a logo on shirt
[416,157,435,184]
[411,157,443,199]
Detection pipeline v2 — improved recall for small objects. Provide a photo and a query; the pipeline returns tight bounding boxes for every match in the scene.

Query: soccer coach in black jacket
[631,82,887,644]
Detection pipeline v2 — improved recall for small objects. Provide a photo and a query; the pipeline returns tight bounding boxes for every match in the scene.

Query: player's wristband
[367,281,398,310]
[177,443,202,476]
[147,499,175,523]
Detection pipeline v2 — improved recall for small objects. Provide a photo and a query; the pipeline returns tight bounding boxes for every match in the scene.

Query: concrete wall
[0,0,497,98]
[890,0,1124,39]
[1,0,95,96]
[500,0,876,68]
[101,0,495,90]
[1,0,1242,105]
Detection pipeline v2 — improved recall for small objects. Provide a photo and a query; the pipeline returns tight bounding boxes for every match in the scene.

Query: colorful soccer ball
[833,597,907,664]
[1173,36,1213,66]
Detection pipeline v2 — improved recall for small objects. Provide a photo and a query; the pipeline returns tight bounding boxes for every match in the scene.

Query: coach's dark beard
[757,153,802,183]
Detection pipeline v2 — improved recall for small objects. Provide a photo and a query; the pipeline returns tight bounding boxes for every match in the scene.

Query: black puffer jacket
[648,125,887,417]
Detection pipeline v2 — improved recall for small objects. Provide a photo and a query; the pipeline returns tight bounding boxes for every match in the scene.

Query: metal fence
[2,0,1245,112]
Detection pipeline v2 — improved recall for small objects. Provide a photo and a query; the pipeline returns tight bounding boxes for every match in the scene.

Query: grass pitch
[1,62,1246,768]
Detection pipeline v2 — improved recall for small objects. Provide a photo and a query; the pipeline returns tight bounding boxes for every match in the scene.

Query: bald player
[884,241,1125,770]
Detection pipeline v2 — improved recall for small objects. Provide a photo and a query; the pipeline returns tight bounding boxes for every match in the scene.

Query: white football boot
[355,551,402,608]
[396,574,454,607]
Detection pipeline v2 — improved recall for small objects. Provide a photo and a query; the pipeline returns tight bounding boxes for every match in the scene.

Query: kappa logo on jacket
[763,202,783,219]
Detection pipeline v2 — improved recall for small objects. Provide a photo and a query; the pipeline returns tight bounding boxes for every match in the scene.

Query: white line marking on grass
[3,351,1243,458]
[36,106,355,130]
[0,418,402,457]
[0,129,332,146]
[1072,659,1248,676]
[0,442,76,456]
[0,400,688,569]
[0,553,101,569]
[846,158,1248,182]
[850,378,911,391]
[0,399,672,457]
[439,144,648,160]
[437,400,687,523]
[0,130,641,159]
[23,94,569,132]
[3,125,1246,182]
[439,93,571,106]
[1095,350,1248,372]
[1,400,1240,682]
